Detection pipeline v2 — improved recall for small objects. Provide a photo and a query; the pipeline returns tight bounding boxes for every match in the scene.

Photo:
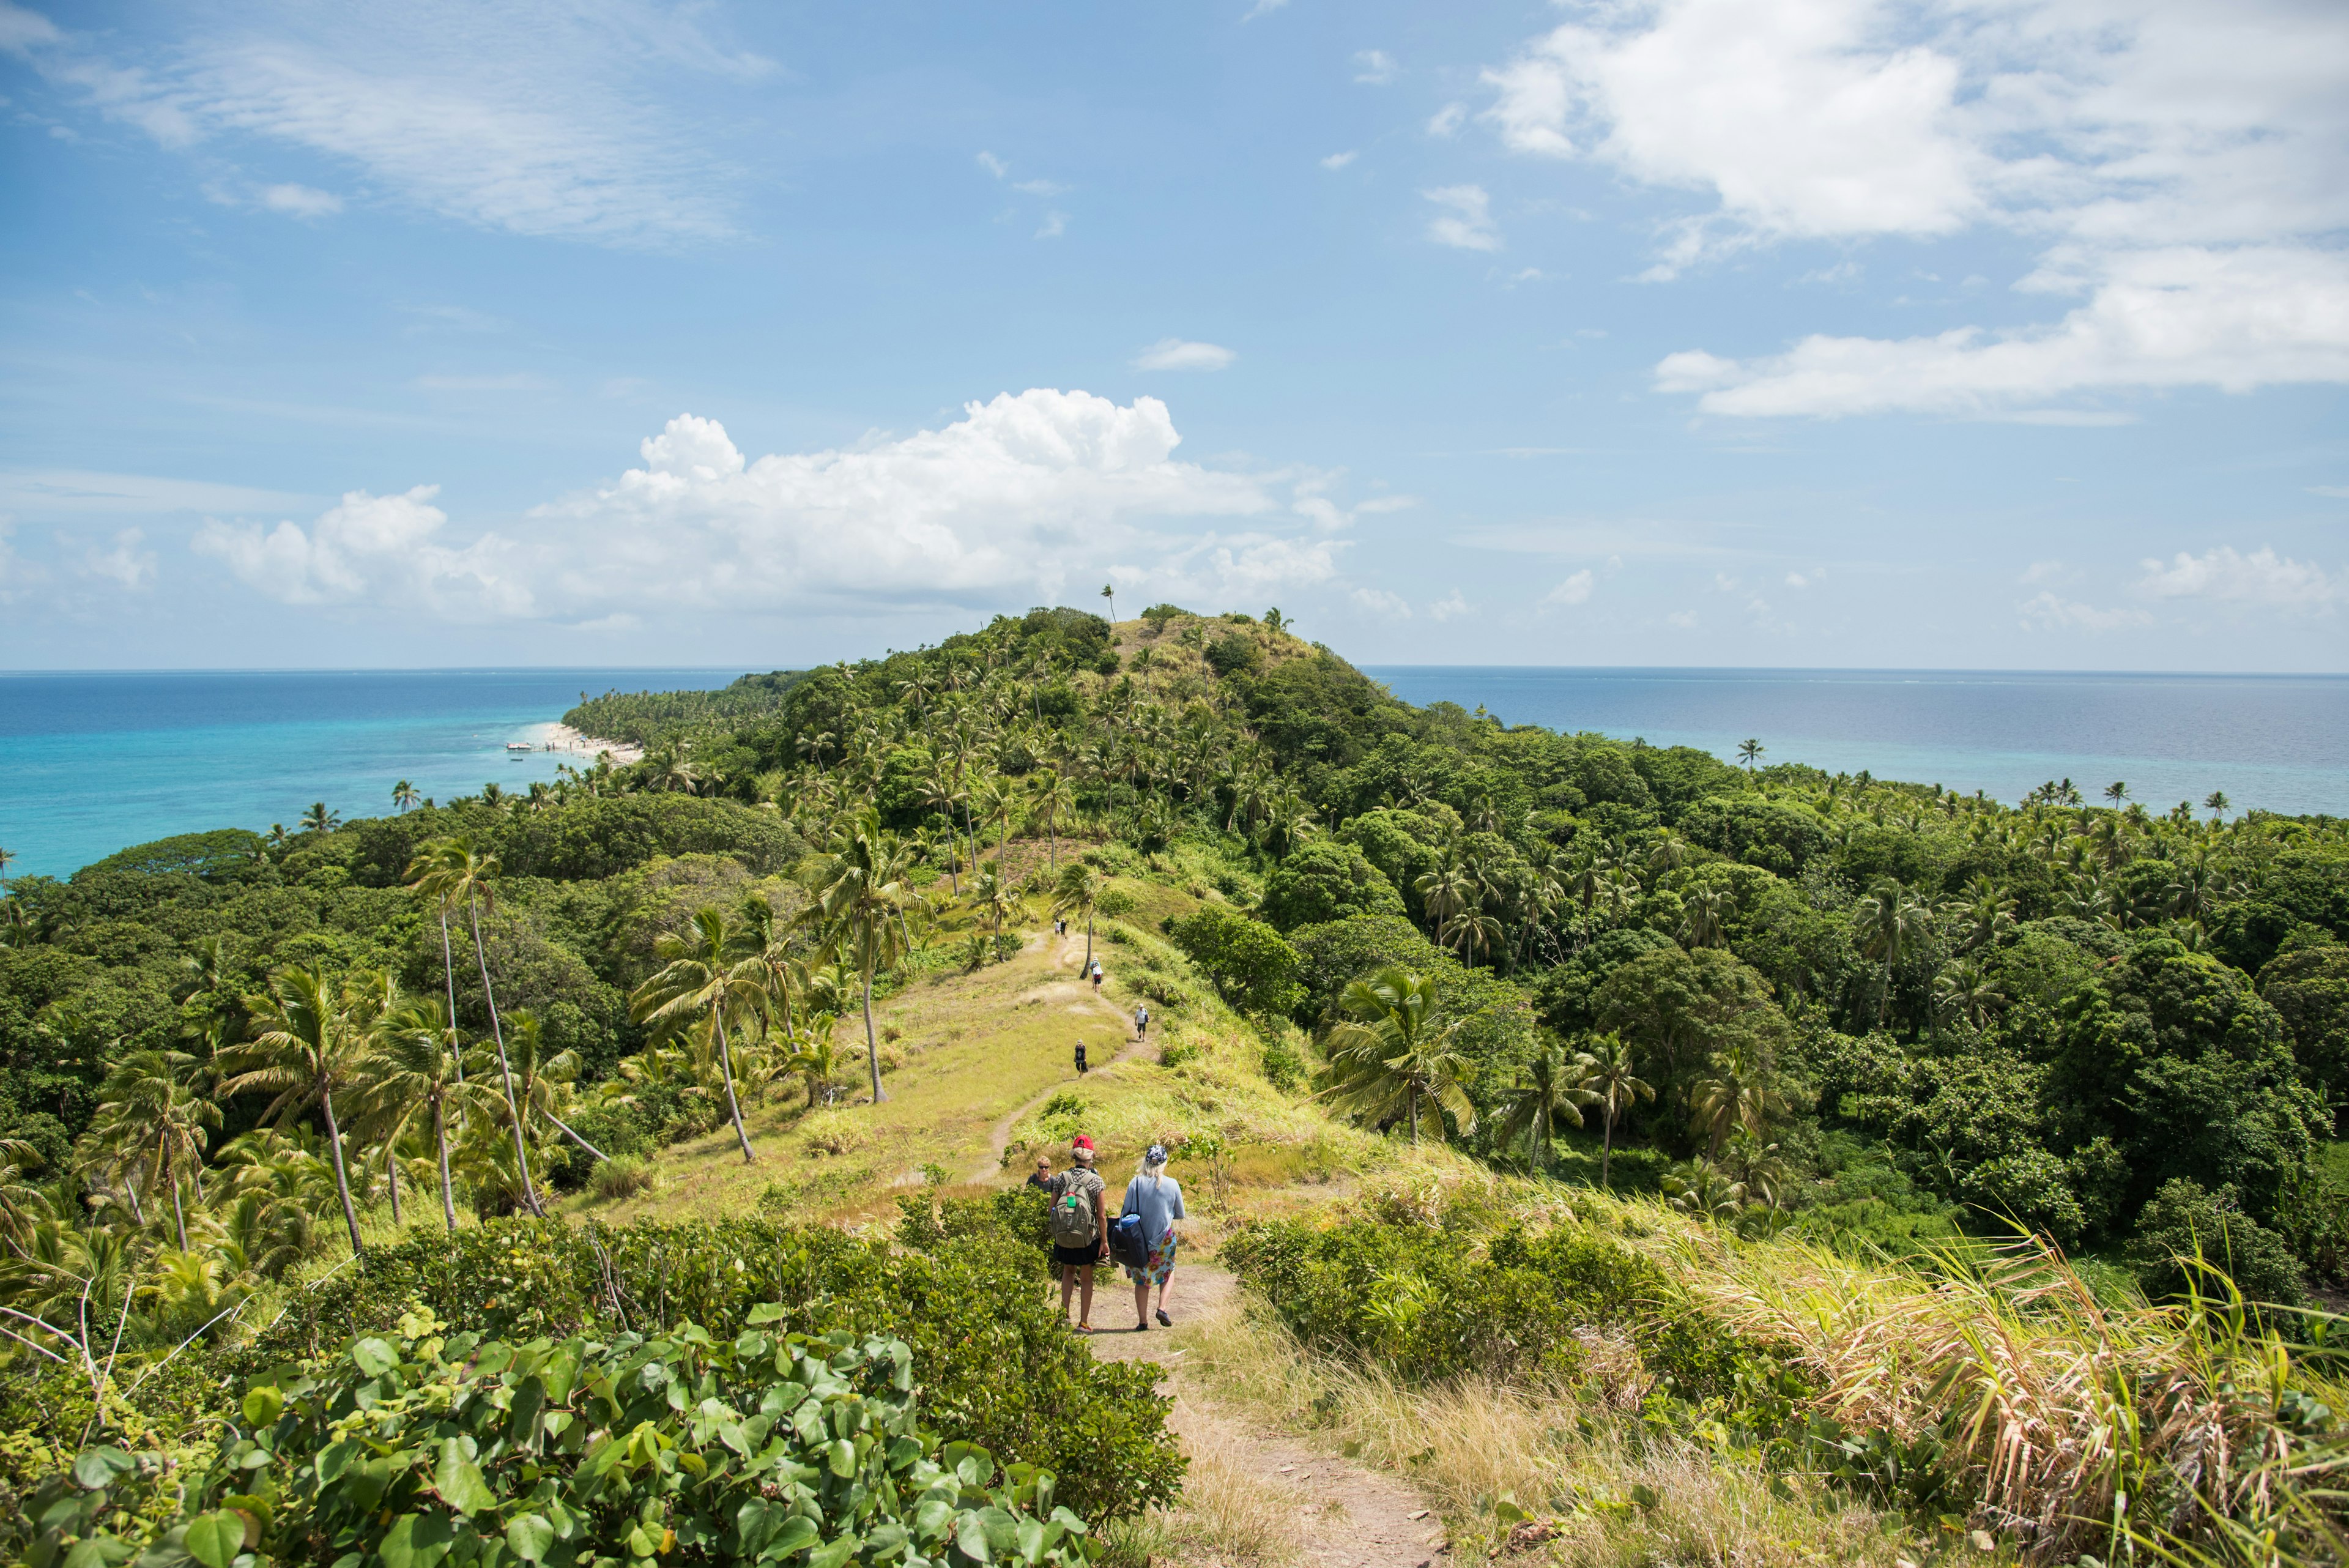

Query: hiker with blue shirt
[1120,1144,1186,1331]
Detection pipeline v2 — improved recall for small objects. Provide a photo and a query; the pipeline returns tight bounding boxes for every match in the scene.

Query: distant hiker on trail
[1133,1003,1149,1039]
[1091,960,1104,992]
[1074,1040,1089,1075]
[1026,1153,1053,1192]
[1047,1135,1108,1331]
[1121,1144,1186,1330]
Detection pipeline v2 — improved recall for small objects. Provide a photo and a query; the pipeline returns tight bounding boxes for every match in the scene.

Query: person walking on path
[1074,1039,1089,1075]
[1132,1003,1149,1040]
[1047,1135,1109,1331]
[1121,1144,1185,1329]
[1026,1153,1053,1192]
[1091,960,1104,993]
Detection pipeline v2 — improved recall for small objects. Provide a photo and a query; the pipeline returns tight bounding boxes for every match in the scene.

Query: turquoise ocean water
[1365,667,2349,820]
[0,669,741,881]
[3,666,2343,883]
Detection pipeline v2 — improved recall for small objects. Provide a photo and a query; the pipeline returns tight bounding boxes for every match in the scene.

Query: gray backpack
[1048,1175,1097,1246]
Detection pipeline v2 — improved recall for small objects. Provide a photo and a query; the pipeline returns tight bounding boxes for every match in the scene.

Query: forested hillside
[1,603,2343,1567]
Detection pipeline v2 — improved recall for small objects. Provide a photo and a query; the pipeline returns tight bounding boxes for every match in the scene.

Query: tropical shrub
[1219,1211,1759,1399]
[27,1304,1105,1568]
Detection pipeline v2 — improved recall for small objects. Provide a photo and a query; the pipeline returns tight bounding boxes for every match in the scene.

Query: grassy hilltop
[0,604,2343,1568]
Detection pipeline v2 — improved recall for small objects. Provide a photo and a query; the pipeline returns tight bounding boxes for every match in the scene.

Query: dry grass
[1164,1281,1926,1568]
[1633,1222,2349,1560]
[1147,1413,1315,1567]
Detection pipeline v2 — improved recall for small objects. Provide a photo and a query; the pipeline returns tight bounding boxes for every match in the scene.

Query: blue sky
[1,0,2343,672]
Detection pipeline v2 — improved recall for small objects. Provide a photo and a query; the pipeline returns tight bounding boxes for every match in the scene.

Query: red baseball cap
[1071,1135,1094,1151]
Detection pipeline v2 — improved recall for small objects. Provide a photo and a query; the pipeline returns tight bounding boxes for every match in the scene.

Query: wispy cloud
[1543,569,1594,605]
[1035,210,1067,240]
[1424,185,1501,251]
[1319,150,1357,170]
[1134,338,1236,372]
[2132,546,2341,611]
[1352,50,1396,85]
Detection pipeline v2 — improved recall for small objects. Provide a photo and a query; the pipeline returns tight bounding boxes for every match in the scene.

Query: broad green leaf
[380,1512,457,1568]
[747,1303,786,1325]
[625,1525,657,1559]
[1015,1518,1045,1565]
[313,1440,357,1487]
[507,1515,555,1564]
[434,1438,499,1517]
[61,1537,135,1568]
[72,1447,134,1490]
[240,1386,284,1429]
[768,1517,820,1559]
[826,1438,856,1478]
[809,1534,859,1568]
[955,1512,992,1564]
[184,1511,245,1568]
[351,1337,396,1377]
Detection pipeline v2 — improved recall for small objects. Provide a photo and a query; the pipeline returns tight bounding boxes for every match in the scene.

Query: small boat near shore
[505,741,535,754]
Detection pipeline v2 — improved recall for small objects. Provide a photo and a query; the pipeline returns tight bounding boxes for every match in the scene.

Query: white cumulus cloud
[1428,589,1470,620]
[2132,546,2341,611]
[1352,50,1397,85]
[2019,591,2152,632]
[259,181,340,217]
[81,526,157,590]
[194,485,531,617]
[1134,338,1237,371]
[1467,0,2349,415]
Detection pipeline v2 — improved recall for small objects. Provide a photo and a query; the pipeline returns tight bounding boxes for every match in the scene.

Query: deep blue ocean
[2,666,2343,882]
[0,669,742,881]
[1367,667,2349,822]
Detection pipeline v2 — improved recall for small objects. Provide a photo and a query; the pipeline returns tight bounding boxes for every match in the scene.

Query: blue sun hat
[1145,1144,1168,1165]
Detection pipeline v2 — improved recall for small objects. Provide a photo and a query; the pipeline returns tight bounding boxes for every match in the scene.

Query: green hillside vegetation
[0,601,2342,1567]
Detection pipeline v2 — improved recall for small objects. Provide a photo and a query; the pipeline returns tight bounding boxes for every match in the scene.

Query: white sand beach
[522,722,645,765]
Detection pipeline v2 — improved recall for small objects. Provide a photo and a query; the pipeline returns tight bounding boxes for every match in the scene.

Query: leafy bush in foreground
[217,1218,1174,1524]
[32,1304,1102,1568]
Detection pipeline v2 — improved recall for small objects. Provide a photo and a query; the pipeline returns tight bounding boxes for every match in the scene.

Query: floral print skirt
[1126,1229,1177,1285]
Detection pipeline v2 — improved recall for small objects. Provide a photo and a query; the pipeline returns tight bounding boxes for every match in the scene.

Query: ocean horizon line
[4,661,2347,680]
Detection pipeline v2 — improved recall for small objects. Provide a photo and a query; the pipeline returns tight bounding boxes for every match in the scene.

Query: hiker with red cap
[1045,1134,1109,1331]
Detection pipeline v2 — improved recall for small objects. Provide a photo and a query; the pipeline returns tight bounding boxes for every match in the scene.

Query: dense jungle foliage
[0,601,2343,1564]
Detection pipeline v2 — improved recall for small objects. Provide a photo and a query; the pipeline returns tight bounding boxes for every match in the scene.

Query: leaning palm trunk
[437,911,464,1082]
[384,1142,401,1225]
[319,1079,364,1256]
[166,1159,188,1251]
[541,1108,608,1162]
[712,1009,754,1163]
[432,1097,457,1232]
[467,888,542,1216]
[860,970,884,1105]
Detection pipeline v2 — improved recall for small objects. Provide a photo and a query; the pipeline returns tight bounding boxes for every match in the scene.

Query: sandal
[1157,1309,1171,1326]
[1075,1323,1093,1334]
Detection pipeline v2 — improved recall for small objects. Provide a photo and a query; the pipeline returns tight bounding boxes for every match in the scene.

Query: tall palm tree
[806,818,921,1106]
[219,964,369,1257]
[405,837,541,1214]
[1100,582,1118,623]
[1496,1042,1598,1178]
[1854,879,1934,1025]
[0,1139,48,1257]
[1736,738,1765,771]
[300,801,341,835]
[972,867,1020,944]
[632,907,764,1160]
[1051,862,1102,975]
[359,997,493,1232]
[1689,1042,1782,1156]
[2203,790,2230,823]
[1576,1032,1652,1191]
[1932,959,2006,1031]
[974,772,1020,872]
[0,845,15,889]
[87,1049,220,1250]
[2102,781,2129,807]
[1680,886,1729,949]
[1439,905,1505,968]
[1031,768,1077,872]
[1321,968,1478,1145]
[392,780,420,814]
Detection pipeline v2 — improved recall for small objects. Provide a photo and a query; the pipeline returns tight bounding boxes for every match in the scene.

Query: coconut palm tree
[300,801,341,835]
[1576,1032,1652,1191]
[1030,768,1077,872]
[1736,738,1765,771]
[404,836,540,1214]
[219,964,369,1257]
[806,819,922,1107]
[1933,958,2006,1031]
[2102,781,2129,807]
[1496,1041,1599,1178]
[632,906,765,1159]
[0,845,15,889]
[2203,790,2230,823]
[1051,862,1103,975]
[392,780,420,814]
[1320,968,1478,1145]
[784,1024,846,1109]
[0,1138,50,1257]
[972,866,1020,945]
[1689,1042,1782,1156]
[974,772,1020,872]
[1854,879,1934,1025]
[358,996,494,1232]
[1680,886,1730,949]
[1100,582,1118,623]
[1439,905,1506,968]
[86,1048,220,1250]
